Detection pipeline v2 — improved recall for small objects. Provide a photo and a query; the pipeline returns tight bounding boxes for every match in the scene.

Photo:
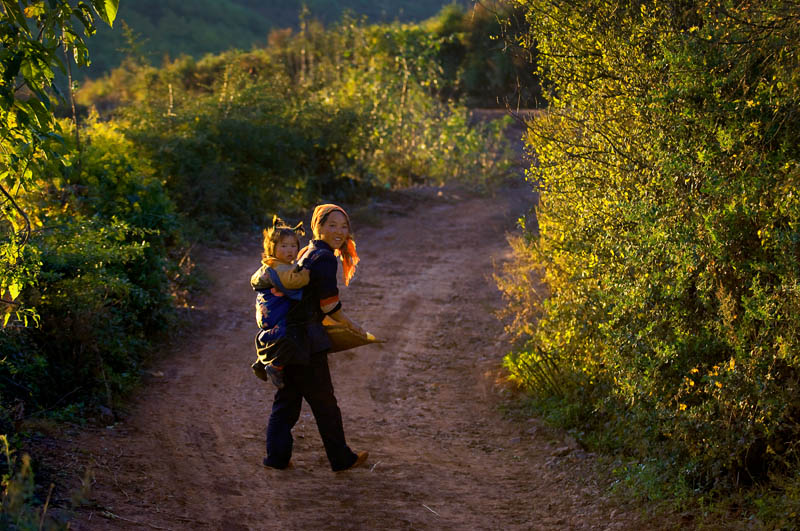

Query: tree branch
[0,182,31,247]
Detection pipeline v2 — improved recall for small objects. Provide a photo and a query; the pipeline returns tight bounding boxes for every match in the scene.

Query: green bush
[120,77,372,237]
[1,118,180,411]
[500,0,800,505]
[425,2,542,107]
[77,16,515,237]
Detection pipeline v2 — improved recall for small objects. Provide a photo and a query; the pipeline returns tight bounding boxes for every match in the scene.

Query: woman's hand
[328,309,366,337]
[348,321,366,337]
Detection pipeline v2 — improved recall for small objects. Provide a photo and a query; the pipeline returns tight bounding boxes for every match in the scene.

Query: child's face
[274,235,299,263]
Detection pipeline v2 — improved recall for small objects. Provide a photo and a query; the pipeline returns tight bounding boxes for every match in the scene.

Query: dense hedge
[499,0,800,516]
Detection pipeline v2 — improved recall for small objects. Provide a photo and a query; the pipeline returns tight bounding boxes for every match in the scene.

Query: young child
[250,216,309,388]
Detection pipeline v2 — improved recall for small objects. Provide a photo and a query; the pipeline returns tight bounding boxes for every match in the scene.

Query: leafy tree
[1,0,118,326]
[501,0,800,504]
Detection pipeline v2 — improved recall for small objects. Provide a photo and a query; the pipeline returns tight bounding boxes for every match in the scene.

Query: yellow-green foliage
[502,0,800,495]
[1,116,180,414]
[1,0,117,334]
[76,16,515,236]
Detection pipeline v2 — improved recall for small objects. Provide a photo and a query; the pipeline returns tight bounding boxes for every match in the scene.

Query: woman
[263,203,368,471]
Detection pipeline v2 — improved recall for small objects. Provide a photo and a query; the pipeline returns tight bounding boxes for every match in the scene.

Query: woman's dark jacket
[282,240,341,363]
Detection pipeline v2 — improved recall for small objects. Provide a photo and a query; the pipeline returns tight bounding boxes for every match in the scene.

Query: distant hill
[85,0,470,76]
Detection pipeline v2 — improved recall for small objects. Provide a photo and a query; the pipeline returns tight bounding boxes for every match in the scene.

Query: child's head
[262,216,304,263]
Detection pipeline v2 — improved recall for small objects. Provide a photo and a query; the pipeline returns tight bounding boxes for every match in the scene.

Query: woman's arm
[309,249,365,335]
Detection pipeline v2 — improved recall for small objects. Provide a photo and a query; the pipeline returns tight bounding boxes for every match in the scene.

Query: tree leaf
[8,283,20,301]
[1,1,30,35]
[91,0,118,27]
[104,0,119,26]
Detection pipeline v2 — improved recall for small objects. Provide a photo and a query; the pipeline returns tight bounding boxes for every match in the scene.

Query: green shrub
[0,435,64,530]
[500,0,800,505]
[425,2,542,107]
[1,118,180,411]
[119,78,372,237]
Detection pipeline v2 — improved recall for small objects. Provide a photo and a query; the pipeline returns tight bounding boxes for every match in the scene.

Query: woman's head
[308,204,360,285]
[316,210,349,250]
[262,216,304,263]
[310,204,351,248]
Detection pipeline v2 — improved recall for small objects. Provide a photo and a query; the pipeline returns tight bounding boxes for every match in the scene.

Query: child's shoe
[265,364,285,389]
[251,360,269,382]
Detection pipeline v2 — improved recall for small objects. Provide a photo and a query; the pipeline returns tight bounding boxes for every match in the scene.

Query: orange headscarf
[300,203,360,286]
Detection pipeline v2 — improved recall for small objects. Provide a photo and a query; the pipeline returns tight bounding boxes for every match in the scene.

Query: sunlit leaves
[504,0,800,488]
[92,0,118,27]
[1,0,117,326]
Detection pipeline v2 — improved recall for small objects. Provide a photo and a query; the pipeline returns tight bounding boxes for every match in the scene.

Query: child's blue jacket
[251,263,307,343]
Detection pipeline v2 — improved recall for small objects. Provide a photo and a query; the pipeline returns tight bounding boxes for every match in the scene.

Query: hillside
[86,0,469,75]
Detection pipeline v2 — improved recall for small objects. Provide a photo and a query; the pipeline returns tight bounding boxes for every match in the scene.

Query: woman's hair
[262,215,305,263]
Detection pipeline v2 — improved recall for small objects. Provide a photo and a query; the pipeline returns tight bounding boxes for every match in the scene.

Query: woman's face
[318,210,349,250]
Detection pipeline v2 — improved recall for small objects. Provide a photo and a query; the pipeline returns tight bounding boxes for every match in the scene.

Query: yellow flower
[715,381,723,389]
[679,403,687,411]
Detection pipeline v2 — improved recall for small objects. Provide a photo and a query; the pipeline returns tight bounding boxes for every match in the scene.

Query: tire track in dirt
[60,184,664,530]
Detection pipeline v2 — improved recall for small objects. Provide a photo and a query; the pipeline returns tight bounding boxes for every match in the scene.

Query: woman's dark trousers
[265,351,358,471]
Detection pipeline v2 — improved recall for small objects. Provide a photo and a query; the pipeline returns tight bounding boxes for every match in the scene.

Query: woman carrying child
[254,204,368,472]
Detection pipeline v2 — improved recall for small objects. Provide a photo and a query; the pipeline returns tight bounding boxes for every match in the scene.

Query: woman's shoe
[337,450,368,472]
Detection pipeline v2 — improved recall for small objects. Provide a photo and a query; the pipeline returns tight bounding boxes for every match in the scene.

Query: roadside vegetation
[496,1,800,526]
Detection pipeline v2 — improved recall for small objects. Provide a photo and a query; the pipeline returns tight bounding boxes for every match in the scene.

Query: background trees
[85,0,474,75]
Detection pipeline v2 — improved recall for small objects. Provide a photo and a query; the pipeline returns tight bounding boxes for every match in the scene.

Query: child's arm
[276,266,310,290]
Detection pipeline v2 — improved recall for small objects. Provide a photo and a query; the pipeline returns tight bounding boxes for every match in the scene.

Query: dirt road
[60,184,652,530]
